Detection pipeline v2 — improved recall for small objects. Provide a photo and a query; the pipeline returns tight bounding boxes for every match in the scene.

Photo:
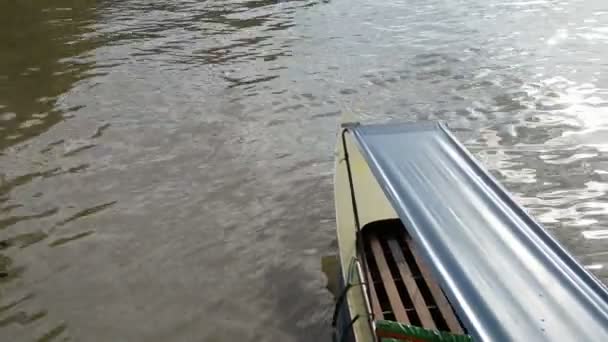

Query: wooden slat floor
[360,220,464,334]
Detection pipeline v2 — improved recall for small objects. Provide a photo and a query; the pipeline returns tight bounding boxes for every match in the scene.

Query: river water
[1,0,608,341]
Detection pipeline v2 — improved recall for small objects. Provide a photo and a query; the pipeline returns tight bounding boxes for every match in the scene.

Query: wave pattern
[1,0,607,341]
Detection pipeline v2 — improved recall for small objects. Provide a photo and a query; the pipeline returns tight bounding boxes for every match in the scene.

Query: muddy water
[1,0,608,341]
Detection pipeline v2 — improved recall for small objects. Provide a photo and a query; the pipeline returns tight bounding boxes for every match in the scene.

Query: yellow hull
[333,119,398,342]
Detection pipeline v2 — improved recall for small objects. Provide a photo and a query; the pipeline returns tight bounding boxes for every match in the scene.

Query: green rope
[375,320,473,342]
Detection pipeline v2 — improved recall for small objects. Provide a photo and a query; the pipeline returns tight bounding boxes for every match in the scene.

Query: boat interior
[335,122,608,341]
[359,219,465,338]
[334,125,470,341]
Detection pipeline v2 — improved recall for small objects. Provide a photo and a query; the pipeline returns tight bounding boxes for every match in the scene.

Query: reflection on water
[1,0,608,340]
[0,0,97,203]
[1,1,98,340]
[0,1,97,149]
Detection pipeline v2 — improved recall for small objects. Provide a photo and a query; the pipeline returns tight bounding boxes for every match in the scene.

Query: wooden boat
[332,120,608,342]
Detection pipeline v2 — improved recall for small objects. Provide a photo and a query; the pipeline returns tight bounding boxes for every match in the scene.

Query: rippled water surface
[1,0,608,340]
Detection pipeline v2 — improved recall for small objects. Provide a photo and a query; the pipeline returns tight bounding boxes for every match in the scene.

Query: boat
[332,120,608,341]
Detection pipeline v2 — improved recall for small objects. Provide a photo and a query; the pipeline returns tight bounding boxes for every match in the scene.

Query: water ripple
[1,0,608,341]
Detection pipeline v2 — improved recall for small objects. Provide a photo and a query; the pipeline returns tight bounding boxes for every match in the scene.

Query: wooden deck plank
[363,254,384,319]
[387,238,436,329]
[403,235,463,333]
[369,234,410,323]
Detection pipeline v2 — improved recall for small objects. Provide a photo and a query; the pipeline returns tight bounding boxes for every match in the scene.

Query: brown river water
[1,0,608,341]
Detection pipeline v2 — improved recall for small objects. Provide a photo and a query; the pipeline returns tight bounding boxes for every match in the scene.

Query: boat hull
[333,127,398,342]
